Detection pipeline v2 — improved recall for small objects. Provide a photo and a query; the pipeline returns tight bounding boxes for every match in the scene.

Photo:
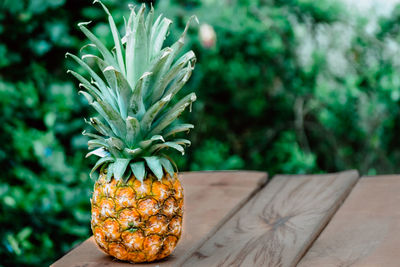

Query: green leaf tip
[78,21,92,27]
[144,156,163,180]
[113,158,130,181]
[130,161,145,182]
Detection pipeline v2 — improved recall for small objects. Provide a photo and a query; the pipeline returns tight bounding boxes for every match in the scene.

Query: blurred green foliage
[2,0,400,265]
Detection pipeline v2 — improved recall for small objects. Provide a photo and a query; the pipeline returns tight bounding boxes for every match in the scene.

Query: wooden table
[52,170,400,267]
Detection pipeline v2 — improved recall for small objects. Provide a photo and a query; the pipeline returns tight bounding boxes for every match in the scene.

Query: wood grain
[181,170,359,267]
[298,175,400,267]
[51,171,268,267]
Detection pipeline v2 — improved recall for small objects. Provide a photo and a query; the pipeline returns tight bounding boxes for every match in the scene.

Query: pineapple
[66,1,196,263]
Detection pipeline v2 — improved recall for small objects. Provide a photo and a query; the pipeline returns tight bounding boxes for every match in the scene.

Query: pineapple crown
[66,1,197,183]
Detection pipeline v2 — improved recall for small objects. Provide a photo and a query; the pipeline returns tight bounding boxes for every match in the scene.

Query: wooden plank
[51,171,268,267]
[181,170,359,267]
[298,175,400,267]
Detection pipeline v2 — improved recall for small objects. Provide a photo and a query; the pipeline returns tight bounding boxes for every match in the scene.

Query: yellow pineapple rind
[91,171,183,263]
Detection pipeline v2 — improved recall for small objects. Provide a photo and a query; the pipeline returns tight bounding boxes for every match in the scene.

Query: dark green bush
[166,0,400,175]
[2,0,400,266]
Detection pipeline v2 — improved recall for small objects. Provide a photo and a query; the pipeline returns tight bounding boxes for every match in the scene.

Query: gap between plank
[294,170,360,266]
[176,172,269,265]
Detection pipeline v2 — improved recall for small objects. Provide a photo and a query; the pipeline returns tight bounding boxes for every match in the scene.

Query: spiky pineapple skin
[91,170,183,263]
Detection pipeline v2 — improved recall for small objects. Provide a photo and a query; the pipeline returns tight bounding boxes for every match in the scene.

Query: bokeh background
[2,0,400,265]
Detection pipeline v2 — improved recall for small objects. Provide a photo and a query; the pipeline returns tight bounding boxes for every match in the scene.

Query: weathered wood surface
[51,171,268,267]
[298,175,400,267]
[181,170,359,267]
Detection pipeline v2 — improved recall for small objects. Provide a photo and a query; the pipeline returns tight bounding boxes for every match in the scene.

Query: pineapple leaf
[95,100,127,137]
[151,135,165,142]
[113,158,130,181]
[90,156,114,178]
[78,22,119,70]
[146,48,173,103]
[122,4,135,45]
[133,5,148,82]
[150,14,163,52]
[90,101,118,135]
[68,4,197,183]
[124,147,142,157]
[139,135,165,149]
[79,43,96,53]
[104,138,123,157]
[162,63,193,101]
[173,50,196,68]
[82,55,118,101]
[144,156,163,180]
[87,117,115,137]
[106,162,114,182]
[150,52,194,106]
[94,0,126,75]
[114,69,132,119]
[145,6,154,45]
[66,53,117,109]
[78,90,94,104]
[161,15,198,75]
[130,161,145,182]
[88,139,109,150]
[149,142,185,155]
[150,17,172,59]
[149,93,197,136]
[78,83,102,101]
[130,72,152,116]
[122,168,132,183]
[86,147,110,158]
[106,137,125,150]
[160,153,179,173]
[67,70,101,99]
[163,124,194,138]
[141,93,172,133]
[126,116,140,147]
[126,4,147,88]
[173,138,191,146]
[159,157,175,177]
[82,130,104,140]
[103,67,132,119]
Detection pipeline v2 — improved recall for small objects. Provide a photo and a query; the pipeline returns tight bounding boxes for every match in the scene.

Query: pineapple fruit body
[91,171,183,262]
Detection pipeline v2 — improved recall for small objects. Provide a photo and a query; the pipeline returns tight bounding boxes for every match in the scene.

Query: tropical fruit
[67,1,196,262]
